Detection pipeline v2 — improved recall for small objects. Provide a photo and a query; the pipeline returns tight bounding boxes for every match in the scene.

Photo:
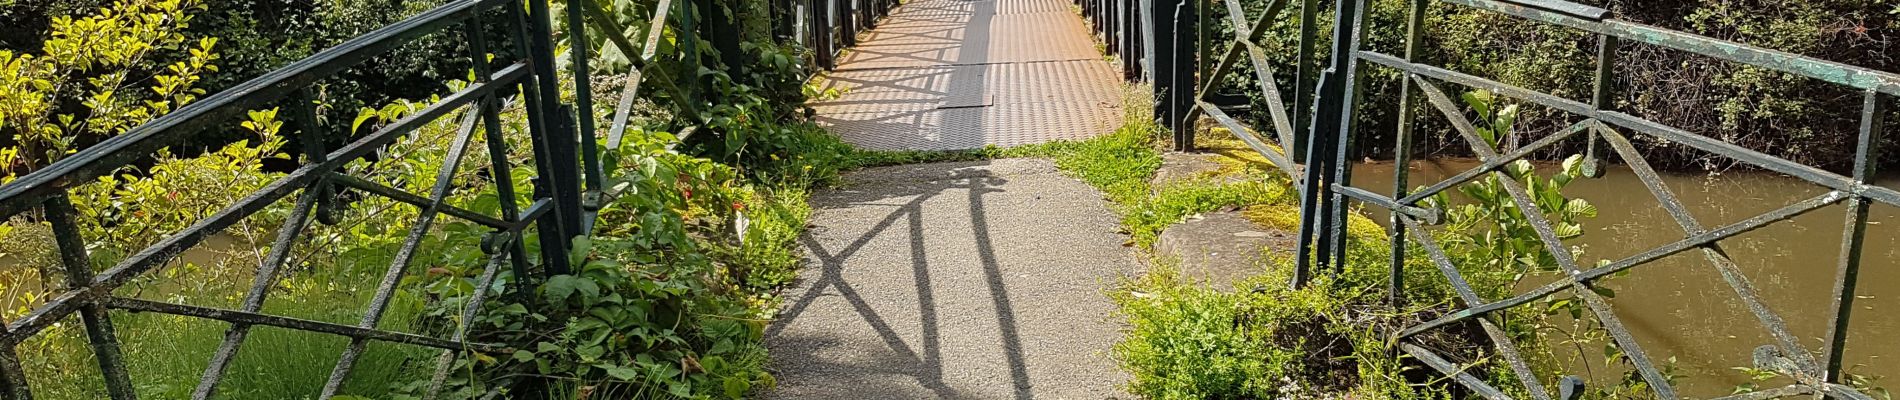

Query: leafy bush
[0,7,835,399]
[0,0,220,178]
[1112,264,1349,399]
[466,235,773,399]
[1114,244,1477,400]
[399,106,815,398]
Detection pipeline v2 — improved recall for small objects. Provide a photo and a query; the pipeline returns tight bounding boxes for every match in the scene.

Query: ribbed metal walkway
[809,0,1125,150]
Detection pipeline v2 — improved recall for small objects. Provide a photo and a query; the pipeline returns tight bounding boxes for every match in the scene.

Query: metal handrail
[0,0,900,396]
[1074,0,1900,396]
[0,0,615,398]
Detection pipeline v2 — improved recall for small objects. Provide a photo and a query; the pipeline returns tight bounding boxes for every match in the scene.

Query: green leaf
[545,275,583,303]
[575,345,604,362]
[1461,90,1492,118]
[723,376,752,398]
[669,382,693,398]
[1544,299,1572,314]
[1495,104,1519,133]
[570,236,593,263]
[1564,198,1597,218]
[604,365,639,381]
[575,277,601,301]
[351,108,378,133]
[1561,154,1585,175]
[513,350,536,362]
[1507,160,1534,177]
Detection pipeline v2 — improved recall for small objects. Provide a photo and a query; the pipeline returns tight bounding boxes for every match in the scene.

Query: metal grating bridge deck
[809,0,1125,151]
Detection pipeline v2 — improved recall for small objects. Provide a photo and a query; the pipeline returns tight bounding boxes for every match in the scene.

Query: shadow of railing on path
[767,164,1032,400]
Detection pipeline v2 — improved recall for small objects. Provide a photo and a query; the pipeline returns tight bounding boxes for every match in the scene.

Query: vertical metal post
[1196,0,1210,91]
[1147,0,1174,125]
[1120,0,1137,80]
[838,0,856,47]
[1290,0,1319,162]
[1823,90,1886,382]
[45,194,137,400]
[566,0,603,196]
[1290,109,1328,287]
[1086,0,1102,33]
[1322,0,1369,274]
[1169,0,1197,151]
[1139,0,1156,82]
[465,9,536,296]
[1293,0,1365,286]
[678,0,705,107]
[1086,0,1102,34]
[1388,0,1426,305]
[522,0,578,274]
[1105,0,1118,55]
[812,0,834,69]
[0,339,28,400]
[773,0,794,40]
[702,0,746,78]
[1088,0,1099,44]
[1584,35,1619,178]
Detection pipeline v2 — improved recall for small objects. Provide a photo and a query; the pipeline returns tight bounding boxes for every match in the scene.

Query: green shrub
[1114,255,1467,399]
[449,235,772,399]
[409,109,819,398]
[1112,264,1333,399]
[0,0,220,178]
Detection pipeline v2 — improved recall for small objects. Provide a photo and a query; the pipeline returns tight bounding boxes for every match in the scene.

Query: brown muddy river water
[1350,159,1898,397]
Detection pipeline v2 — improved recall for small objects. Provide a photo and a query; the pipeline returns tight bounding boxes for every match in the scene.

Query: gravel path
[765,159,1135,399]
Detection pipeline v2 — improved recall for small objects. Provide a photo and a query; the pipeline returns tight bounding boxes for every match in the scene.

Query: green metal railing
[0,0,896,397]
[1079,0,1898,397]
[1336,2,1896,395]
[0,1,541,398]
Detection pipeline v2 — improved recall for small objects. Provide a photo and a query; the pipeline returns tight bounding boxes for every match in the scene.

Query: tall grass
[12,262,434,400]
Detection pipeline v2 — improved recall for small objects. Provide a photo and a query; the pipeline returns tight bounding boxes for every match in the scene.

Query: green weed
[1124,180,1292,248]
[1009,120,1166,206]
[1112,250,1461,400]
